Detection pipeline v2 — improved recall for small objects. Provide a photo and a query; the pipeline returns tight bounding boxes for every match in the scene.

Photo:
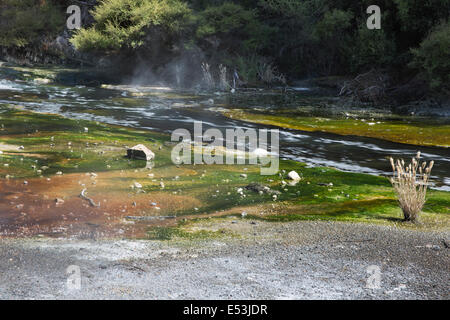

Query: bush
[0,0,64,47]
[70,0,192,52]
[227,55,285,86]
[411,22,450,93]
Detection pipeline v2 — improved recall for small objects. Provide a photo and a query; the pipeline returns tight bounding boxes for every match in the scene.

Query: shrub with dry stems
[389,152,434,222]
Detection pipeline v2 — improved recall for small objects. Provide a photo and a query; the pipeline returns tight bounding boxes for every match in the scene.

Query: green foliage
[350,26,396,71]
[231,55,286,85]
[70,0,192,51]
[196,2,272,52]
[313,9,353,73]
[394,0,450,37]
[2,0,448,93]
[0,0,64,47]
[315,9,353,39]
[411,22,450,93]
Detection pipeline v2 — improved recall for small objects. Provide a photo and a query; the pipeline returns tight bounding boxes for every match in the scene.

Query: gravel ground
[0,220,448,300]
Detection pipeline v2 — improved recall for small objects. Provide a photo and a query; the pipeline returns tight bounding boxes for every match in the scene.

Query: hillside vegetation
[0,0,449,94]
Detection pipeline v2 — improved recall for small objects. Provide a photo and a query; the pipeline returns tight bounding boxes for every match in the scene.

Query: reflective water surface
[0,69,449,190]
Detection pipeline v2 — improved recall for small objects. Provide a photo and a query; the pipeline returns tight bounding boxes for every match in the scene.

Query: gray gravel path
[0,221,448,299]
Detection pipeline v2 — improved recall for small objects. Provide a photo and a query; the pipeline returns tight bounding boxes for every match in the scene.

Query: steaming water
[0,71,449,191]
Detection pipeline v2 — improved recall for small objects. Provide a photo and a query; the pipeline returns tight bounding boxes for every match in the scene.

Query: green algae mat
[224,109,450,148]
[0,105,448,238]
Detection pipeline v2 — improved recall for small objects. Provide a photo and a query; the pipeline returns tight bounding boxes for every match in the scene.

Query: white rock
[127,144,155,161]
[252,148,268,157]
[287,171,301,181]
[33,78,51,84]
[134,182,143,189]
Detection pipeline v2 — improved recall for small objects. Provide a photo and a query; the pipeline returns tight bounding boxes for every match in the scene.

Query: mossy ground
[223,109,450,148]
[0,105,448,239]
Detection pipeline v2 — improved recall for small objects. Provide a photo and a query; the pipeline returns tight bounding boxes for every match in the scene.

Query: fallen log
[80,188,100,207]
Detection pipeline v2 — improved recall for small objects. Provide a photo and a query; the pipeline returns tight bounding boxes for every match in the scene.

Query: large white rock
[127,144,155,161]
[287,170,301,181]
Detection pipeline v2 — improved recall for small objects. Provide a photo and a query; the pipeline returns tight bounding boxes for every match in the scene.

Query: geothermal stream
[0,77,449,191]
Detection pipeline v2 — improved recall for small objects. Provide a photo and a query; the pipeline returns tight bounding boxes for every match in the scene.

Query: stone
[127,144,155,161]
[245,183,281,195]
[33,78,51,84]
[287,170,301,181]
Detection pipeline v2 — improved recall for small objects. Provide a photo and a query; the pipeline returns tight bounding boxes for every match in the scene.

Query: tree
[0,0,64,47]
[411,21,450,93]
[196,2,272,53]
[70,0,192,52]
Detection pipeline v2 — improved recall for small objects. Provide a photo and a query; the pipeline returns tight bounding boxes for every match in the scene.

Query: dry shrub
[339,69,388,103]
[218,64,229,91]
[257,61,286,85]
[389,152,434,222]
[201,62,215,89]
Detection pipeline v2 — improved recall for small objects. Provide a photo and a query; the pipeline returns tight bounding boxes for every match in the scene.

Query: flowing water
[0,67,449,190]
